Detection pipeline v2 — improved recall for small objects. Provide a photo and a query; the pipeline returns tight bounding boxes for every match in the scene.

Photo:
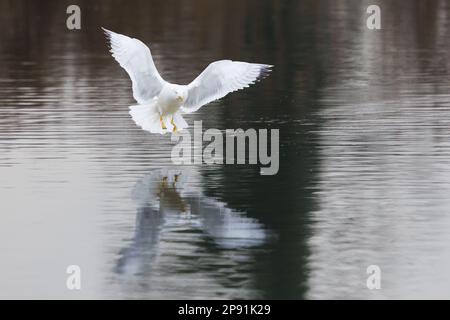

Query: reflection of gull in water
[116,168,267,275]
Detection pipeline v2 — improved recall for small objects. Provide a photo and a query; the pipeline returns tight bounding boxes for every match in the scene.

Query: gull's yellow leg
[171,116,178,133]
[160,115,167,130]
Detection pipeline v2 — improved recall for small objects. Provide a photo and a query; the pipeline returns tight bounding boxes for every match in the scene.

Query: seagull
[102,28,273,134]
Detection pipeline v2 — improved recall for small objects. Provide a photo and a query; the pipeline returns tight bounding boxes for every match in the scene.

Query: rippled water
[2,0,450,299]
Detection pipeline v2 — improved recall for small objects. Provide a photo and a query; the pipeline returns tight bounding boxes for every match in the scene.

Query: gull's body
[102,28,273,134]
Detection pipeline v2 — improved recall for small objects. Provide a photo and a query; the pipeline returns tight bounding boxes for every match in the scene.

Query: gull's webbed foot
[171,116,178,133]
[160,115,167,130]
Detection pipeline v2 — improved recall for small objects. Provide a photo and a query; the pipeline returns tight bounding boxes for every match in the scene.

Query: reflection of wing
[117,168,190,276]
[115,206,164,275]
[102,28,166,104]
[190,197,267,249]
[182,60,273,113]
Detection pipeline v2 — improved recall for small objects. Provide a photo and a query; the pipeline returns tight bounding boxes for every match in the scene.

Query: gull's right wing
[102,28,166,104]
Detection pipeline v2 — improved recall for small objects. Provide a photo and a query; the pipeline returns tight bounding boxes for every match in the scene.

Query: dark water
[1,0,450,299]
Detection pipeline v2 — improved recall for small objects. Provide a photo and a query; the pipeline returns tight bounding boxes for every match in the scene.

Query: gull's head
[173,86,187,103]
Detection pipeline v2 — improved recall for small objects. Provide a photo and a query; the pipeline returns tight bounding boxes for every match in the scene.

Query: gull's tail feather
[129,103,188,134]
[129,102,164,134]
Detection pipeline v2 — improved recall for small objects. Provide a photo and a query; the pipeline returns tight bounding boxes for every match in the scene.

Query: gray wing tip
[257,64,274,81]
[101,27,115,50]
[101,27,118,42]
[101,27,111,37]
[101,27,113,34]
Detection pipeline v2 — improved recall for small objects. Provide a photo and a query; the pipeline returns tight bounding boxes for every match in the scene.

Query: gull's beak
[177,96,183,102]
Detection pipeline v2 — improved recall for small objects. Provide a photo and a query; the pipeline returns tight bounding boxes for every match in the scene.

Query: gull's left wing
[181,60,273,113]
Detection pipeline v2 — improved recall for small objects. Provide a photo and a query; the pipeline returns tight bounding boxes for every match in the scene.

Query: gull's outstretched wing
[102,28,166,104]
[181,60,273,113]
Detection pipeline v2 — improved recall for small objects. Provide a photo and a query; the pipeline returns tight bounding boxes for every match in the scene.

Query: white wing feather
[102,28,166,104]
[181,60,273,113]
